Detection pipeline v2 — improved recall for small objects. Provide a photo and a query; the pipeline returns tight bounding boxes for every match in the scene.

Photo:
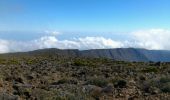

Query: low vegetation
[0,55,170,100]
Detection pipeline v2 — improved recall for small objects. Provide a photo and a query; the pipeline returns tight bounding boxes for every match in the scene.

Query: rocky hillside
[0,53,170,100]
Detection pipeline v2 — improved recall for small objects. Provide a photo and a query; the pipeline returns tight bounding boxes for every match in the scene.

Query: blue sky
[1,0,170,32]
[0,0,170,52]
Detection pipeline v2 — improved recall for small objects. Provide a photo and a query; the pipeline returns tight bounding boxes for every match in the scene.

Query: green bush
[73,59,87,66]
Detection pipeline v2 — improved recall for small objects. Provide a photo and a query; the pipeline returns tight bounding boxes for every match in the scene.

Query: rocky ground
[0,55,170,100]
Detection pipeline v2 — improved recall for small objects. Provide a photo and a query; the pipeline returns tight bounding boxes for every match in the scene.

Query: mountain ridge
[1,48,170,62]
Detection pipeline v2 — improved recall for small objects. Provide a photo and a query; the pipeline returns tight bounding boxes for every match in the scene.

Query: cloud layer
[0,39,10,53]
[0,29,170,53]
[132,29,170,50]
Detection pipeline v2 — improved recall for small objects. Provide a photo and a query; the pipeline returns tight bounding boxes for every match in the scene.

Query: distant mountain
[80,48,149,62]
[1,48,170,62]
[81,48,170,62]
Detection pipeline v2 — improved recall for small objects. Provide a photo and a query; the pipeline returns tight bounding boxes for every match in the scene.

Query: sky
[0,0,170,53]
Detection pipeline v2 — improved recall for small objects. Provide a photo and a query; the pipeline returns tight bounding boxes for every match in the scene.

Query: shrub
[74,60,87,66]
[114,80,127,88]
[160,77,170,83]
[161,83,170,93]
[54,94,76,100]
[51,78,78,85]
[88,77,108,87]
[0,58,6,64]
[141,67,158,73]
[7,59,20,65]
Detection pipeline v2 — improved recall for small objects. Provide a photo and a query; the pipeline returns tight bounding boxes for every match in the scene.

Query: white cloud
[77,37,124,49]
[30,36,124,50]
[131,29,170,50]
[0,36,124,53]
[0,39,10,53]
[0,28,170,53]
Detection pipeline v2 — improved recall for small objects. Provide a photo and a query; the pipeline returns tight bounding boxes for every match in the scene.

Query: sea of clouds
[0,29,169,53]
